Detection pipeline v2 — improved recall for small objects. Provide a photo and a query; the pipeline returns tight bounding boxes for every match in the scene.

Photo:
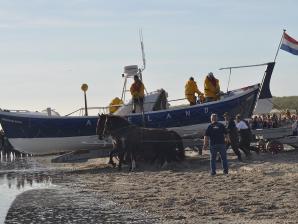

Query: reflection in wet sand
[0,158,54,224]
[1,156,158,224]
[0,172,53,190]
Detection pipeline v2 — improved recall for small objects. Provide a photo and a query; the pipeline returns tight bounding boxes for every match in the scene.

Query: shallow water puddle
[0,172,54,223]
[0,154,54,224]
[1,153,159,223]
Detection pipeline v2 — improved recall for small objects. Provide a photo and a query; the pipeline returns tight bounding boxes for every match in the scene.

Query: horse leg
[130,153,136,172]
[160,155,168,168]
[158,150,167,168]
[118,152,124,171]
[150,151,159,164]
[161,160,168,169]
[108,149,116,168]
[108,139,118,168]
[131,158,136,171]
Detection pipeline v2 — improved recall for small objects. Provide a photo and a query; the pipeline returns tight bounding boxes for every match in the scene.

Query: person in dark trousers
[223,112,242,161]
[0,130,4,150]
[203,113,229,175]
[130,75,145,113]
[235,114,253,157]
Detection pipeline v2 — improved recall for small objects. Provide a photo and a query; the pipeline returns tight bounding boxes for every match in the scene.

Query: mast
[121,30,147,102]
[273,29,286,62]
[139,28,146,72]
[139,29,146,126]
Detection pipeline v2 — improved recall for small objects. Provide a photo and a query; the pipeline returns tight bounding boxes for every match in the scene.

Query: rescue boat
[0,62,274,156]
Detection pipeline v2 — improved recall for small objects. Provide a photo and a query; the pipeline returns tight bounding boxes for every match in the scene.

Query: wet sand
[62,150,298,224]
[3,149,298,223]
[6,188,157,224]
[2,158,157,224]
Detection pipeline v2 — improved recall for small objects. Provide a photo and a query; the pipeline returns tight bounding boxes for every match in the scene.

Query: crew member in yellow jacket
[204,72,220,102]
[130,75,145,113]
[109,97,123,114]
[185,77,204,105]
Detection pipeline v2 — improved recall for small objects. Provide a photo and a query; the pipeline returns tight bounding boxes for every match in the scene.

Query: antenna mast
[121,30,147,101]
[139,29,146,71]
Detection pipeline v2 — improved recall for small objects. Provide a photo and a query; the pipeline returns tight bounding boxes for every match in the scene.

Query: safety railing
[0,108,31,113]
[65,107,110,116]
[64,97,190,116]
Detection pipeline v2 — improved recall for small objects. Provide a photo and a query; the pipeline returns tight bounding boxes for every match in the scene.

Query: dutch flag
[280,32,298,55]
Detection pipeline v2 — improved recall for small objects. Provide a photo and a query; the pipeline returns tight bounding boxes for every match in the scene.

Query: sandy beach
[34,148,297,224]
[2,148,298,223]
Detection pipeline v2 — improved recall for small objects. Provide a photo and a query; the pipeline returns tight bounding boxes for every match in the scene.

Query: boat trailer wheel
[257,139,266,152]
[265,140,284,154]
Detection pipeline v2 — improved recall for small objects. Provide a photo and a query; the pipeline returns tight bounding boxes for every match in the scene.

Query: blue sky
[0,0,297,114]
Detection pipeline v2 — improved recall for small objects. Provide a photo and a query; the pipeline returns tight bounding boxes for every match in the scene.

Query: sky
[0,0,297,115]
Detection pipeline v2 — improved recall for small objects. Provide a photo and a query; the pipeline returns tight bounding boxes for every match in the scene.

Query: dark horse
[96,114,185,171]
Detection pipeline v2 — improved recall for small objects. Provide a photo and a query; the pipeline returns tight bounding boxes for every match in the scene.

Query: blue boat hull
[0,84,259,154]
[0,85,258,139]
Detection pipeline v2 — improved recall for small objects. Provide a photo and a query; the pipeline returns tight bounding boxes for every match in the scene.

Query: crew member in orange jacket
[185,77,204,105]
[204,72,220,102]
[130,75,145,113]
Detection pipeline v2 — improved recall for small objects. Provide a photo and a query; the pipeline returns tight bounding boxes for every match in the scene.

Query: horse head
[102,115,132,138]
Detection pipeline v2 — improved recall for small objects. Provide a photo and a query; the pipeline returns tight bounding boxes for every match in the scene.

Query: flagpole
[273,29,286,62]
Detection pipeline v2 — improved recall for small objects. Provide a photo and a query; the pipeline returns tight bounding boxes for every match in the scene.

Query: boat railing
[65,88,250,116]
[65,107,110,116]
[65,87,247,116]
[0,109,31,113]
[66,93,249,116]
[65,97,191,116]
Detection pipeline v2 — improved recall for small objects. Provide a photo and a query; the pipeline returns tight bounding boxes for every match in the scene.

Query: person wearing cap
[130,75,145,113]
[185,77,204,105]
[203,113,229,175]
[204,72,220,102]
[223,112,242,161]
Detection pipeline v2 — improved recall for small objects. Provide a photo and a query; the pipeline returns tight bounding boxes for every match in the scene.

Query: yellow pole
[81,83,89,116]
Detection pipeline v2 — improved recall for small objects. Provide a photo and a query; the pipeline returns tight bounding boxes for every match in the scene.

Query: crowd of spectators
[249,110,298,135]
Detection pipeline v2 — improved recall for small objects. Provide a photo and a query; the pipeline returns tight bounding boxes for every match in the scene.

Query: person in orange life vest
[204,72,220,102]
[185,77,204,106]
[130,75,145,113]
